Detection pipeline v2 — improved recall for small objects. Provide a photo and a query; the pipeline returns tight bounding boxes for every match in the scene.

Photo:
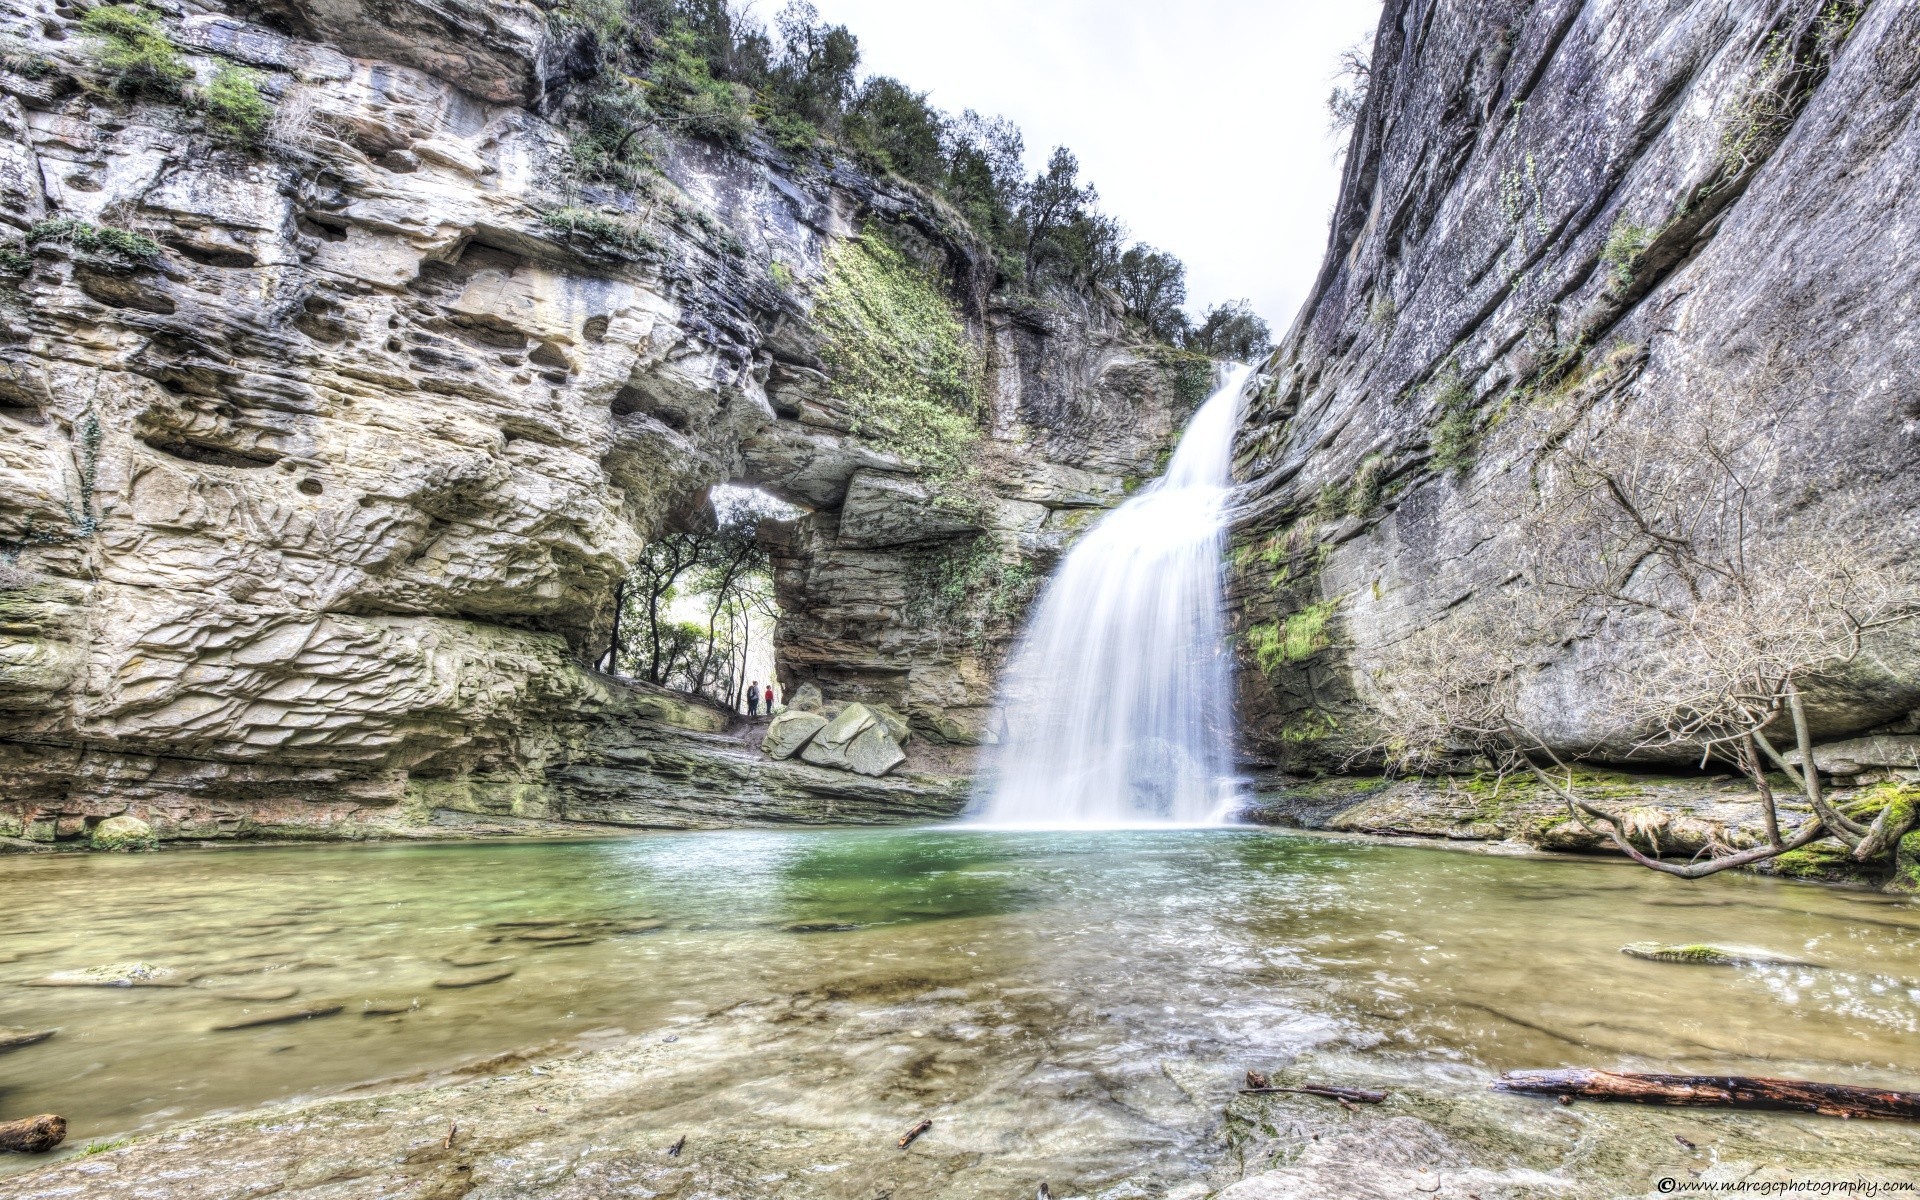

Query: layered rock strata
[0,0,1195,843]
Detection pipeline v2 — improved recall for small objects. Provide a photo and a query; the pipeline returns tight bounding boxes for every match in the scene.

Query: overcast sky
[807,0,1384,336]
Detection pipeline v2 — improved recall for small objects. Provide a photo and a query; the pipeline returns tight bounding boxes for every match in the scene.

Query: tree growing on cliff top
[1184,300,1272,362]
[1369,383,1920,879]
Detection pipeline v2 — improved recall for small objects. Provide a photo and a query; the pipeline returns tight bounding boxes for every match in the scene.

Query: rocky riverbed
[4,829,1916,1197]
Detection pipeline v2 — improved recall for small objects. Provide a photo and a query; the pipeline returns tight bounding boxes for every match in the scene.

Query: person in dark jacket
[746,682,759,717]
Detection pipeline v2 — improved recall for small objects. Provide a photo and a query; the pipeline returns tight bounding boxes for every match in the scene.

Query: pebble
[434,968,515,989]
[212,1004,345,1031]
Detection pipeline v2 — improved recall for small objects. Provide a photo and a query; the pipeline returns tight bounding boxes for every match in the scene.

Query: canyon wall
[1231,0,1920,769]
[0,0,1198,843]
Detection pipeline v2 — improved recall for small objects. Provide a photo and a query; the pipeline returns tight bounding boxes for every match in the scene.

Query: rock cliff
[0,0,1199,843]
[1231,0,1920,768]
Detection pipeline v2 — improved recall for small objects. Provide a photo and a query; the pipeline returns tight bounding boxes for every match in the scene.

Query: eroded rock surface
[1230,0,1920,767]
[0,0,1195,842]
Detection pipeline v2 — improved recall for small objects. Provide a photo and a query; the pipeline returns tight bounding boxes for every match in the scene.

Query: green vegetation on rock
[1246,599,1339,677]
[26,219,162,268]
[539,207,661,258]
[1428,374,1478,476]
[205,64,273,147]
[1600,217,1656,292]
[814,226,981,479]
[81,3,191,99]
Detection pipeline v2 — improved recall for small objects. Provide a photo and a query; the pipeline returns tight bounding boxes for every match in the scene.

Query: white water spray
[971,364,1252,827]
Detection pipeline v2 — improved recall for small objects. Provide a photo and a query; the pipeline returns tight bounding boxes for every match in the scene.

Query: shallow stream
[4,829,1918,1192]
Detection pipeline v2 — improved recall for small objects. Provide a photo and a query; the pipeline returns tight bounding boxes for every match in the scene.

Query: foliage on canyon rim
[551,0,1268,345]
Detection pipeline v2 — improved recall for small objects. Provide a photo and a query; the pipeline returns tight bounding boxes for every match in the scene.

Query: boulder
[800,703,877,770]
[865,702,913,745]
[89,814,157,852]
[843,722,907,777]
[1786,735,1920,777]
[787,682,826,713]
[761,710,828,760]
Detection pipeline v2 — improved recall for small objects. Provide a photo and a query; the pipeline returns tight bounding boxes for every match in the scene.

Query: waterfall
[971,364,1252,827]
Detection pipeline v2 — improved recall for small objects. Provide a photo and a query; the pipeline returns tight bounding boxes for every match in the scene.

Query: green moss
[0,243,29,276]
[905,535,1038,645]
[769,259,795,289]
[204,64,272,147]
[1892,829,1920,894]
[540,207,660,258]
[81,3,190,100]
[1599,217,1655,292]
[814,226,982,480]
[1769,839,1876,884]
[1247,599,1339,677]
[26,218,161,267]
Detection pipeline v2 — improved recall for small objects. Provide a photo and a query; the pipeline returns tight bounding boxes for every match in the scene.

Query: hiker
[764,682,776,713]
[746,682,759,717]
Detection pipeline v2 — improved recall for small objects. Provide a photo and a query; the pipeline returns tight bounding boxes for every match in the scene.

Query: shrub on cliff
[205,65,272,148]
[80,3,191,100]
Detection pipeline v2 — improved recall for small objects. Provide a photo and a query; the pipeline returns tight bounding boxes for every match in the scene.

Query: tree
[1114,245,1189,343]
[611,488,788,708]
[844,77,945,186]
[1017,146,1099,286]
[1184,300,1271,361]
[1327,42,1371,138]
[771,0,859,129]
[1370,382,1920,879]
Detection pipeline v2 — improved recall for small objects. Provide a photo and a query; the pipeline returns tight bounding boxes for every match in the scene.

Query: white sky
[806,0,1384,335]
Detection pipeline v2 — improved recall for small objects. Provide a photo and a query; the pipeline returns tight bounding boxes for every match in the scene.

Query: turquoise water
[3,828,1919,1182]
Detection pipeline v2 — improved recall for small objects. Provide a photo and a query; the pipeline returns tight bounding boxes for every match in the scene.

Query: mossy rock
[1763,838,1884,886]
[1621,942,1819,968]
[89,814,157,852]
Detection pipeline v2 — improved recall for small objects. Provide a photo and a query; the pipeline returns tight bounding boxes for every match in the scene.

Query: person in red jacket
[763,682,776,713]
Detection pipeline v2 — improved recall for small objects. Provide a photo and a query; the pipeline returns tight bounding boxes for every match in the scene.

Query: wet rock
[515,929,585,942]
[24,962,186,988]
[204,985,300,1003]
[0,1027,55,1052]
[434,968,516,989]
[360,998,422,1016]
[442,952,512,967]
[761,710,828,759]
[1621,943,1821,969]
[211,1004,344,1031]
[89,815,157,853]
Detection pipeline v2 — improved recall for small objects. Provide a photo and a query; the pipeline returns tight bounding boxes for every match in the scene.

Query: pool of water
[4,828,1918,1187]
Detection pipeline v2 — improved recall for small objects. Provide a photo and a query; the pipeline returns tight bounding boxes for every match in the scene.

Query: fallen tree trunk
[1495,1070,1920,1120]
[0,1114,66,1153]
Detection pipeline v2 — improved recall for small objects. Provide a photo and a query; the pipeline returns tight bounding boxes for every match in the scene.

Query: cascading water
[971,364,1252,827]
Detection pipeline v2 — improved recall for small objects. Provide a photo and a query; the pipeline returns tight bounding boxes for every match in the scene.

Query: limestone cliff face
[0,0,1197,841]
[1231,0,1920,767]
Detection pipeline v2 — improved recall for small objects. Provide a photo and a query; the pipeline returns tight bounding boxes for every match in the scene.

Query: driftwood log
[0,1114,66,1153]
[1495,1070,1920,1120]
[898,1118,932,1149]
